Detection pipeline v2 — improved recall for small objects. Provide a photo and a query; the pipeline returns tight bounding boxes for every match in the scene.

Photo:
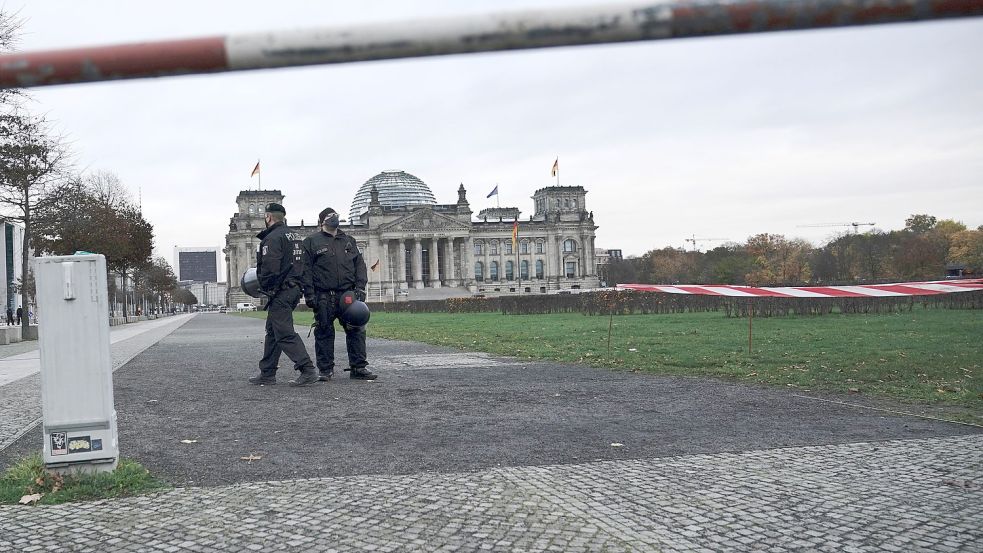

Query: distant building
[225,170,603,305]
[0,221,25,312]
[182,281,228,307]
[174,247,220,283]
[595,248,623,287]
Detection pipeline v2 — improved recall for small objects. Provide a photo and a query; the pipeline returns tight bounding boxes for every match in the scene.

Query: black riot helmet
[240,268,262,298]
[339,291,371,327]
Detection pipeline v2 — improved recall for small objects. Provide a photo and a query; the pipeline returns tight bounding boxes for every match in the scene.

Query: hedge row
[366,289,982,317]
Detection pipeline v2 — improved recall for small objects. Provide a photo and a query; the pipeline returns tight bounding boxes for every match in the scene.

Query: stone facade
[224,177,600,306]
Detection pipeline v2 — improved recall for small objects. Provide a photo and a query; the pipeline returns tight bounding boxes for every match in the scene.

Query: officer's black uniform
[301,224,374,379]
[255,217,315,380]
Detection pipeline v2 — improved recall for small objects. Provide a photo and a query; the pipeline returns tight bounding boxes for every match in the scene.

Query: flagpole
[496,183,500,208]
[258,158,262,190]
[556,156,560,186]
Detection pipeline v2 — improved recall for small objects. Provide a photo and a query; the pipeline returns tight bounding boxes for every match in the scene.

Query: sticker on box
[51,432,67,455]
[68,436,91,454]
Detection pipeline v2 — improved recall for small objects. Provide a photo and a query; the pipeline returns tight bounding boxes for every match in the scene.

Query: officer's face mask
[322,213,340,231]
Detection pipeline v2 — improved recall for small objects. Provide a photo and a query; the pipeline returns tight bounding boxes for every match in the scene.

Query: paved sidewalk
[0,314,194,451]
[1,435,980,552]
[0,314,194,386]
[1,314,980,552]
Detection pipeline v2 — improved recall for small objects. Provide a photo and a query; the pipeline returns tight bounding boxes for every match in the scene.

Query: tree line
[0,111,196,317]
[605,214,983,287]
[0,14,195,323]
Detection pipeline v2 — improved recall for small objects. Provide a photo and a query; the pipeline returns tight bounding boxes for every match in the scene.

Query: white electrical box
[35,254,118,472]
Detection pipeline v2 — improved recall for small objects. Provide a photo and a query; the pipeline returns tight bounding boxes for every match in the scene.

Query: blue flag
[486,185,498,198]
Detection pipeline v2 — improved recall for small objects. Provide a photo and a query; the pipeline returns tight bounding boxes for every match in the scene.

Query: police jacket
[301,228,367,295]
[256,221,304,294]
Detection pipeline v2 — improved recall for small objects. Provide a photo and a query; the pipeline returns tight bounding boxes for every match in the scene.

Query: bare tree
[33,170,156,316]
[86,170,133,211]
[0,110,68,331]
[0,10,23,106]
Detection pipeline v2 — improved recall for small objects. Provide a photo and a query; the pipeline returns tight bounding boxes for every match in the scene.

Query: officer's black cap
[265,203,286,214]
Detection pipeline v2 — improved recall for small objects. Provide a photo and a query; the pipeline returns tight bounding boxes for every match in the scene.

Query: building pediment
[379,208,471,234]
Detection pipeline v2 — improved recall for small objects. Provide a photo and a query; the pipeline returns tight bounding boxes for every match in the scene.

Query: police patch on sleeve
[262,245,268,255]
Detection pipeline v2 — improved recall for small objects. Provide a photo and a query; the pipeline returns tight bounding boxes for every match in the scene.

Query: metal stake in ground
[607,300,614,356]
[748,298,753,355]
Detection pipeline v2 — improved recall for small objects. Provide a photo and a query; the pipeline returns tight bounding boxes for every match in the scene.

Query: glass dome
[348,170,437,223]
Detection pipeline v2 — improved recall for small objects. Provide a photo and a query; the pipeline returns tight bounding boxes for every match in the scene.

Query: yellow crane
[797,222,875,234]
[684,236,731,252]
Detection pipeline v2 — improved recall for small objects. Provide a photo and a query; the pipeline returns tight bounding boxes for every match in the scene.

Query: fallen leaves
[240,454,262,462]
[19,493,43,505]
[610,443,624,448]
[180,439,198,444]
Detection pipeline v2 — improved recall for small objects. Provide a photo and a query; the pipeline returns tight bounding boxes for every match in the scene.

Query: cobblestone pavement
[1,434,980,552]
[0,315,194,451]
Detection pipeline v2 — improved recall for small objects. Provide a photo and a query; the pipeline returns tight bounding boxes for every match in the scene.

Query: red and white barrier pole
[1,0,981,89]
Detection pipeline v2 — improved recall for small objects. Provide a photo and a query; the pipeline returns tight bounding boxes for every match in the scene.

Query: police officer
[301,207,377,381]
[248,203,319,386]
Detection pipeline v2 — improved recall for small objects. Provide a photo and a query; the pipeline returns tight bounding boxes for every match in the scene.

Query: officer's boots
[289,365,319,387]
[248,374,276,385]
[348,366,377,380]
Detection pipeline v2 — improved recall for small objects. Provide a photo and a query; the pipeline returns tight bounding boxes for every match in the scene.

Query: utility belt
[272,279,300,295]
[316,288,351,298]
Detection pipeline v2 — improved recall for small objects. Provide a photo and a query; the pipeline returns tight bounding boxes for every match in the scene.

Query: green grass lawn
[0,455,168,505]
[239,308,982,419]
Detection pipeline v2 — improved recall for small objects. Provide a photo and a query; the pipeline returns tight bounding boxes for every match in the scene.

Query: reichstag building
[225,170,601,306]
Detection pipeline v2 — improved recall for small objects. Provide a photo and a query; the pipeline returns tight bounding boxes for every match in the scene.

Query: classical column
[413,239,424,289]
[445,238,458,287]
[498,242,505,284]
[429,238,441,288]
[590,236,597,282]
[579,233,587,278]
[483,241,490,284]
[381,240,391,298]
[397,239,407,290]
[585,235,594,279]
[553,231,567,286]
[462,238,472,287]
[542,239,548,282]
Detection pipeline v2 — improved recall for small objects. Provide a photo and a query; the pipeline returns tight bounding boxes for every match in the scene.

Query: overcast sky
[7,1,983,279]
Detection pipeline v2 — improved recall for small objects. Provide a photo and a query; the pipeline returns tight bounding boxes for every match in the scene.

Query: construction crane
[797,222,876,234]
[684,235,730,252]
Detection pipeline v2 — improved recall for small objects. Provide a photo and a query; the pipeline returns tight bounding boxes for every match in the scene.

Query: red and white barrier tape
[616,279,983,298]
